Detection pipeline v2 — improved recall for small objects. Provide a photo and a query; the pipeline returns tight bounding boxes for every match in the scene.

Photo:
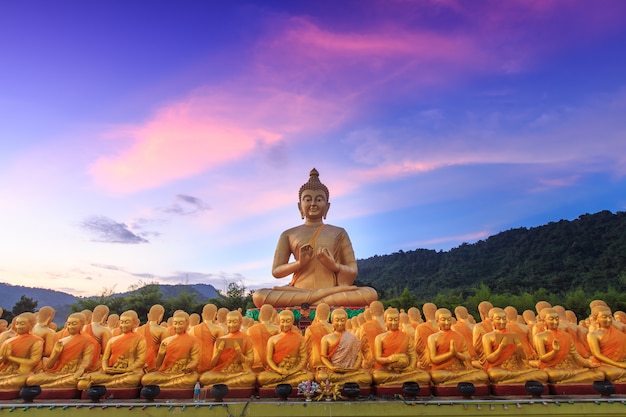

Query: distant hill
[0,282,78,313]
[357,210,626,299]
[0,283,219,323]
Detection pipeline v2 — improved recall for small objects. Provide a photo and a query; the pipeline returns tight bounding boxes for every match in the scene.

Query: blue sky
[1,0,626,297]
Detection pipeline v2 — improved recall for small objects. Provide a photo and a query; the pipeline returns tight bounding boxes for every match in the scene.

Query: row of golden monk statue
[1,298,626,396]
[2,169,625,397]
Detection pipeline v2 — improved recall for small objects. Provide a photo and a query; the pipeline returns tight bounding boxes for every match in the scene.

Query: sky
[1,0,626,299]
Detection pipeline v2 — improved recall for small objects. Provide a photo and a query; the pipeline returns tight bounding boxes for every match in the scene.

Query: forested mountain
[357,210,626,300]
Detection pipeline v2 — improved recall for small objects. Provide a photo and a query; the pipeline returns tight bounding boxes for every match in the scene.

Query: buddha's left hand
[316,248,338,272]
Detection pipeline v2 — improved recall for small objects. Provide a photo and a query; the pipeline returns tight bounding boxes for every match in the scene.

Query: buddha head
[435,308,453,331]
[331,308,348,332]
[542,308,559,331]
[226,311,243,334]
[92,305,109,324]
[316,303,331,322]
[148,304,165,323]
[37,306,56,326]
[489,308,507,331]
[259,304,275,322]
[422,303,437,321]
[477,301,493,320]
[298,168,330,220]
[278,310,295,333]
[119,310,140,334]
[66,313,86,335]
[383,308,400,331]
[172,311,190,335]
[594,307,613,330]
[202,304,217,322]
[107,314,120,330]
[15,312,36,335]
[408,307,423,324]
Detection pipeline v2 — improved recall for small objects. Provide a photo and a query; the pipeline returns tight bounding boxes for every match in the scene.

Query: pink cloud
[90,86,346,193]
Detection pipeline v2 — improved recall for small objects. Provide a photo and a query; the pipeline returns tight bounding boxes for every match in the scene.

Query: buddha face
[299,189,328,220]
[596,310,613,330]
[279,313,294,333]
[66,316,84,335]
[118,314,136,334]
[436,310,453,331]
[15,316,33,335]
[332,313,347,332]
[384,311,400,331]
[172,315,189,334]
[545,312,559,331]
[226,313,242,334]
[492,311,507,331]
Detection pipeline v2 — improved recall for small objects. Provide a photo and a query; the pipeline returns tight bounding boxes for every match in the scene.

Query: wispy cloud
[161,194,211,216]
[80,216,149,244]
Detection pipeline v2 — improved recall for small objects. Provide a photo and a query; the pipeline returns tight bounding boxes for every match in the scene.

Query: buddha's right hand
[299,245,314,267]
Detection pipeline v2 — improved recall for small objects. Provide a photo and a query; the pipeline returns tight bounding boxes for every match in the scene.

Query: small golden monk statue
[192,304,224,374]
[482,308,548,385]
[428,308,489,387]
[26,313,94,389]
[304,303,332,372]
[0,313,43,390]
[373,308,430,387]
[77,310,147,390]
[252,169,378,308]
[587,306,626,382]
[247,304,279,373]
[141,311,199,389]
[257,310,313,388]
[316,309,372,388]
[534,308,603,384]
[136,304,170,372]
[32,306,56,361]
[199,311,256,388]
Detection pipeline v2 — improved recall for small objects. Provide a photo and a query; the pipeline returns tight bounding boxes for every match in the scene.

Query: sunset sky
[2,0,626,298]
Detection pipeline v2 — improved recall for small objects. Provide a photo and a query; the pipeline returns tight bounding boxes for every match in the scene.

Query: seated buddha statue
[0,313,43,390]
[141,311,199,389]
[136,304,170,372]
[199,311,256,388]
[77,310,147,390]
[534,308,604,384]
[257,310,313,388]
[32,306,56,361]
[482,308,548,385]
[428,308,489,387]
[26,313,95,389]
[247,304,279,373]
[191,304,224,374]
[316,309,371,388]
[373,308,430,387]
[252,169,378,308]
[587,306,626,382]
[304,303,332,372]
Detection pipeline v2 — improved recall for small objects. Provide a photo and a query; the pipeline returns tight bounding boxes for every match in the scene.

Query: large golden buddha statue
[252,169,378,308]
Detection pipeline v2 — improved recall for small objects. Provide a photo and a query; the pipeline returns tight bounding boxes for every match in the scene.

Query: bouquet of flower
[297,380,321,397]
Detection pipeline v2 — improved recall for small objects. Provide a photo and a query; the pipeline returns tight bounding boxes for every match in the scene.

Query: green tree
[12,295,38,317]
